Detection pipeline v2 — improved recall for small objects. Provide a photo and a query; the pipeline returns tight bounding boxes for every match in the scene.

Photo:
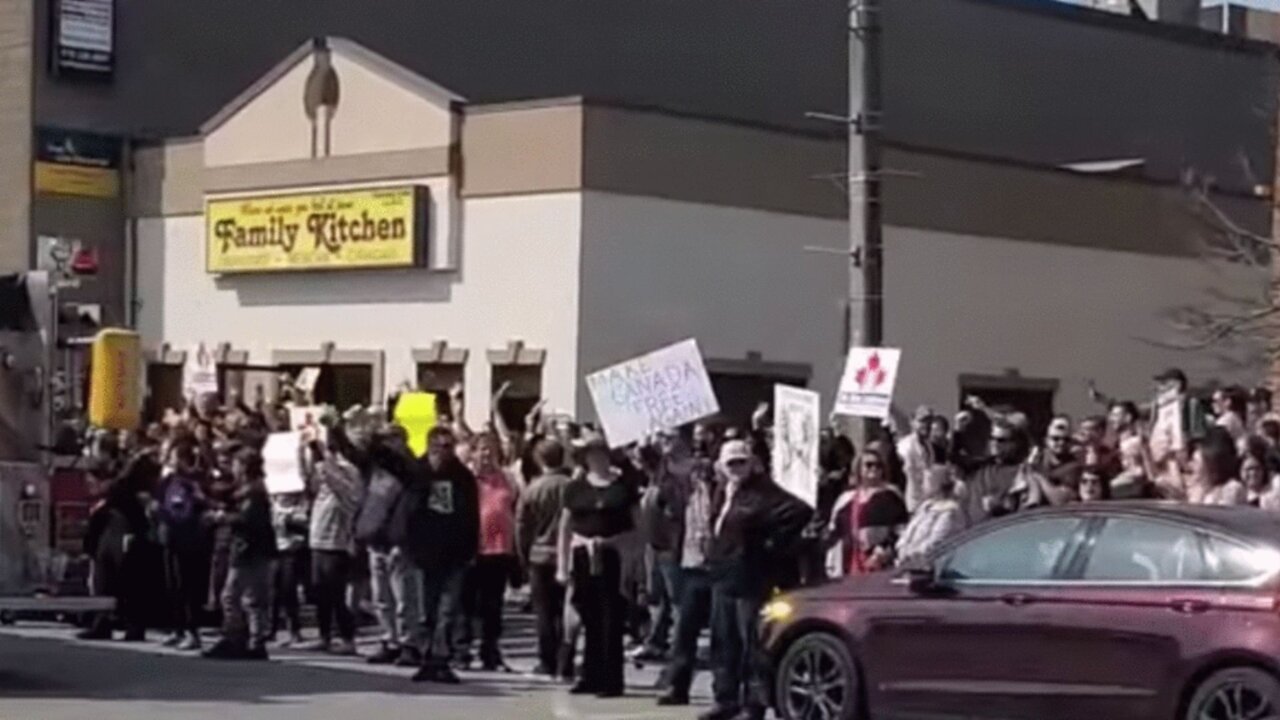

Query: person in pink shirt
[470,431,521,671]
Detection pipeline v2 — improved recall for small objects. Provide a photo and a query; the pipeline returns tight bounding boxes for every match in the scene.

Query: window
[1203,536,1280,583]
[1083,518,1204,582]
[491,365,542,433]
[941,518,1082,582]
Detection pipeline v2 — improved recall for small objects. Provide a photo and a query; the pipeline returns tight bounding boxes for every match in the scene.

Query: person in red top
[827,444,909,576]
[470,431,521,671]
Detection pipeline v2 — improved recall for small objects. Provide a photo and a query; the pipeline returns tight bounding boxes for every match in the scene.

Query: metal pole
[851,0,883,349]
[848,0,884,444]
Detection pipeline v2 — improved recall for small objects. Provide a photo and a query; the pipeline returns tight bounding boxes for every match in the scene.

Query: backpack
[161,475,199,525]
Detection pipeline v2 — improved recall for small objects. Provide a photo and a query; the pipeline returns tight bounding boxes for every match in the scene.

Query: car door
[1039,515,1279,720]
[863,515,1089,720]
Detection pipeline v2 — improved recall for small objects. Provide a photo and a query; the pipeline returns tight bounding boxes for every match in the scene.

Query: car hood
[785,571,903,603]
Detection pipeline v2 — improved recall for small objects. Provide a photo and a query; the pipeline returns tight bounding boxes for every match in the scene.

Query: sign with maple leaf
[834,347,902,419]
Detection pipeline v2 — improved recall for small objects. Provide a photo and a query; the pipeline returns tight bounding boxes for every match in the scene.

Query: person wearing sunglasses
[827,445,909,579]
[964,419,1050,523]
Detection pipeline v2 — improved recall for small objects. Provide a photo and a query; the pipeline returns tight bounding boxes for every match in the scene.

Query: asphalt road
[0,623,714,720]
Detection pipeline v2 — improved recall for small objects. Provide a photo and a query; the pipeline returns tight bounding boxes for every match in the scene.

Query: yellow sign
[206,186,426,274]
[393,392,439,458]
[35,162,120,198]
[88,329,141,431]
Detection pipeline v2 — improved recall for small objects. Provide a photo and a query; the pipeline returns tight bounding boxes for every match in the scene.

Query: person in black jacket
[204,448,278,660]
[555,435,643,699]
[80,445,161,642]
[390,426,479,684]
[156,441,210,651]
[702,440,812,720]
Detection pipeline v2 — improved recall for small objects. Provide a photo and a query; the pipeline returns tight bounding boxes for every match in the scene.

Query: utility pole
[847,0,884,444]
[850,0,884,351]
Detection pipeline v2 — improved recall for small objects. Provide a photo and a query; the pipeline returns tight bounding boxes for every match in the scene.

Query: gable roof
[199,37,464,136]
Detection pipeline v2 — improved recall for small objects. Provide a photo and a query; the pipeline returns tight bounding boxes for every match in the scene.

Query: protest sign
[773,385,820,508]
[1150,386,1184,461]
[834,347,902,419]
[585,339,719,448]
[263,432,305,494]
[394,391,439,458]
[182,343,219,399]
[289,405,327,442]
[295,367,322,396]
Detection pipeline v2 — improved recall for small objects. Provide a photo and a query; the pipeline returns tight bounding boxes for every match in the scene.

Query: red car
[761,502,1280,720]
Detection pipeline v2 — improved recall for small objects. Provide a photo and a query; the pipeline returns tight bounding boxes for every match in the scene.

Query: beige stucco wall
[204,50,455,168]
[461,102,583,198]
[204,59,313,167]
[326,52,454,158]
[135,191,583,427]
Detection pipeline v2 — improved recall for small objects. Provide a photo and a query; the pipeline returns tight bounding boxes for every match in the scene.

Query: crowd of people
[73,366,1280,720]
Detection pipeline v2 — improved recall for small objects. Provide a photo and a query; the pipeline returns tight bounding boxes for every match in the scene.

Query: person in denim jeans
[204,448,278,661]
[389,427,479,684]
[358,430,424,667]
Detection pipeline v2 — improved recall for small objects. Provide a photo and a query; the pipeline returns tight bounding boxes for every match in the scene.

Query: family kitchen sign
[205,186,428,274]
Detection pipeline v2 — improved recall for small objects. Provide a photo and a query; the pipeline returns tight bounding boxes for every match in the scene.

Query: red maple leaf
[855,353,886,389]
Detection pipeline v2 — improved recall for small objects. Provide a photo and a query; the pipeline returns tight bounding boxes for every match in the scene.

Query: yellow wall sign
[35,162,120,198]
[206,186,427,274]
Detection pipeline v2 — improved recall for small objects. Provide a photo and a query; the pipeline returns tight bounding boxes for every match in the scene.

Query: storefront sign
[206,186,428,274]
[53,0,115,76]
[34,128,121,198]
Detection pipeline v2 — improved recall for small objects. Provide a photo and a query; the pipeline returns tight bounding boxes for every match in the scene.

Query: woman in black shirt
[556,436,641,698]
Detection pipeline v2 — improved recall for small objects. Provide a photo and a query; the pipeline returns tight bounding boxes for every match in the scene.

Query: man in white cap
[701,440,811,720]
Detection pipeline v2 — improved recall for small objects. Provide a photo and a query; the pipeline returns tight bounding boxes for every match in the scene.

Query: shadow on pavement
[0,633,525,704]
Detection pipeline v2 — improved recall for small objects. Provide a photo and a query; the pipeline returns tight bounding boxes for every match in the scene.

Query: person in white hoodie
[896,466,967,568]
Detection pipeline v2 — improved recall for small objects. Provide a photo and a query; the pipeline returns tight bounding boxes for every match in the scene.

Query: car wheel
[774,632,859,720]
[1185,667,1280,720]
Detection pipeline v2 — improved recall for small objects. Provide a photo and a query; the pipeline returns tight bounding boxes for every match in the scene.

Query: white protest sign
[1150,386,1184,461]
[182,343,219,399]
[295,367,322,396]
[585,339,719,448]
[289,405,327,440]
[263,432,306,494]
[834,347,902,419]
[773,385,820,508]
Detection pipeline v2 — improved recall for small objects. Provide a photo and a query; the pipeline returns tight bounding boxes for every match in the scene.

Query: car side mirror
[905,564,940,594]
